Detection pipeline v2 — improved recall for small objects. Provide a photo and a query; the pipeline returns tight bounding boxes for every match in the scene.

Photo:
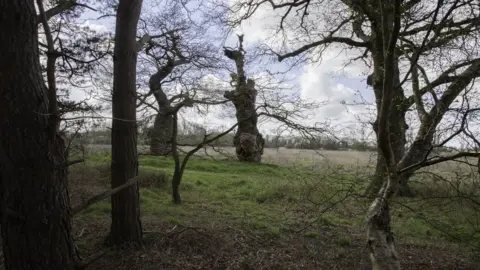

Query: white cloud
[78,20,108,33]
[226,0,373,135]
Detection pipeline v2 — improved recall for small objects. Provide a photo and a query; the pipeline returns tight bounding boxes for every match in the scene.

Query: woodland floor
[66,150,480,269]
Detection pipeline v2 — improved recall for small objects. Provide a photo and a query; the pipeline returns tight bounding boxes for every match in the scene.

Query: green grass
[72,152,480,249]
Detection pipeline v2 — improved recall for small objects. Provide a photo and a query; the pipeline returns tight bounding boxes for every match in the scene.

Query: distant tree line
[74,127,462,154]
[73,128,380,152]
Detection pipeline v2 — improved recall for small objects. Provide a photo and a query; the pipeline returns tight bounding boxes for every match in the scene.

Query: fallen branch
[64,159,84,167]
[75,249,108,270]
[71,176,140,215]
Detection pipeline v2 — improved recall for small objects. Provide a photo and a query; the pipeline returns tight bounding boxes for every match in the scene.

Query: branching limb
[38,0,97,23]
[411,60,427,119]
[278,36,369,62]
[37,0,61,140]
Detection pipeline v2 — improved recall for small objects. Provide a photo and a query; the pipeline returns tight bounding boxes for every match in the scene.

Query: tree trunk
[110,0,143,245]
[224,36,265,163]
[366,56,412,197]
[366,181,401,270]
[149,113,173,155]
[171,113,183,205]
[366,110,410,196]
[0,1,80,268]
[147,65,175,156]
[225,78,265,163]
[171,170,182,205]
[366,1,402,267]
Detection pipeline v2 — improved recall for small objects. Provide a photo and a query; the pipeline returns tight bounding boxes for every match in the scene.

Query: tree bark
[149,113,173,156]
[365,1,402,268]
[366,182,401,270]
[224,36,265,163]
[110,0,143,245]
[366,56,412,197]
[171,170,183,205]
[226,81,265,163]
[0,0,80,268]
[148,68,174,156]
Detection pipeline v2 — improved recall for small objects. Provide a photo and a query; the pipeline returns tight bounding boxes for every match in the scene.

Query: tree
[227,0,480,268]
[224,35,265,162]
[109,0,144,245]
[135,3,223,156]
[0,0,80,268]
[228,0,480,198]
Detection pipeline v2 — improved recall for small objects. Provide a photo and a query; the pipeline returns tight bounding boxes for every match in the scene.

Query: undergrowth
[70,152,480,253]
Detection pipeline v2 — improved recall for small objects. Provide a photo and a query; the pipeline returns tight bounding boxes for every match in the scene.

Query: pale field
[85,144,476,178]
[183,146,378,168]
[87,144,377,166]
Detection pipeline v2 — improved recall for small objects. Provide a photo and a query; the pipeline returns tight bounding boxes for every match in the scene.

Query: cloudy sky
[68,0,380,140]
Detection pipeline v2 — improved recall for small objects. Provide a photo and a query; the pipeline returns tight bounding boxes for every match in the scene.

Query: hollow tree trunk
[227,81,265,162]
[0,1,80,268]
[224,36,265,163]
[110,0,143,245]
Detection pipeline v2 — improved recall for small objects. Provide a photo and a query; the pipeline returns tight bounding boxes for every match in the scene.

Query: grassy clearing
[70,151,480,269]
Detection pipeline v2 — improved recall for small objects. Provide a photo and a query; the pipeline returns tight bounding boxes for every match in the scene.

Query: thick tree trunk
[110,0,143,245]
[366,56,412,197]
[228,84,265,162]
[149,113,173,155]
[0,1,80,268]
[366,1,403,267]
[224,36,264,163]
[366,110,411,196]
[147,66,175,156]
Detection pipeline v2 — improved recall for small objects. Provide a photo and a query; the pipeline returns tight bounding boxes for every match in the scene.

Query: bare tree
[224,35,265,162]
[227,0,480,197]
[135,3,223,155]
[109,0,144,245]
[224,0,480,268]
[225,0,479,198]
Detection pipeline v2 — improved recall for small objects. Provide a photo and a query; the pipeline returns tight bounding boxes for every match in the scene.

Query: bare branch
[37,0,60,140]
[71,176,140,215]
[278,36,369,62]
[38,0,96,23]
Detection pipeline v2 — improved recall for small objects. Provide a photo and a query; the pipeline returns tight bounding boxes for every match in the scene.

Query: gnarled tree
[135,0,224,156]
[139,33,191,156]
[228,0,480,197]
[227,0,480,268]
[224,35,265,162]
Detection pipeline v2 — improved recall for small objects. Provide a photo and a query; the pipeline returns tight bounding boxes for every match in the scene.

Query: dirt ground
[75,216,479,270]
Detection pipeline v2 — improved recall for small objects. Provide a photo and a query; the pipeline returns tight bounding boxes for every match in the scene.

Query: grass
[70,150,480,269]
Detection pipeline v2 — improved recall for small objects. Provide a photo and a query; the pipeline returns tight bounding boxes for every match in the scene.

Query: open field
[70,149,480,269]
[86,144,472,174]
[87,144,379,167]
